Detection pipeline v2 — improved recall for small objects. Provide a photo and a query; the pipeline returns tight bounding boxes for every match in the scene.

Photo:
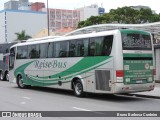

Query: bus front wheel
[73,80,84,97]
[17,75,26,89]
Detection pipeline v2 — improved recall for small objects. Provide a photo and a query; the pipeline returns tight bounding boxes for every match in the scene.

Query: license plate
[136,80,143,83]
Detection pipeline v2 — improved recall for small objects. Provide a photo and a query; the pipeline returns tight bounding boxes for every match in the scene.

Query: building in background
[4,0,31,10]
[41,4,104,32]
[77,4,99,21]
[4,0,19,10]
[18,0,31,10]
[3,1,106,37]
[31,2,45,12]
[0,9,47,43]
[41,8,80,32]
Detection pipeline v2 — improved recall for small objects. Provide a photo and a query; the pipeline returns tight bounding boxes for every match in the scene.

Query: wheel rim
[0,73,3,80]
[75,82,83,95]
[6,74,9,81]
[18,77,25,88]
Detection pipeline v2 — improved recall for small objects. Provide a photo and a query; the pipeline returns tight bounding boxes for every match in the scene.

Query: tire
[5,73,9,81]
[17,75,26,89]
[4,73,9,81]
[73,80,84,97]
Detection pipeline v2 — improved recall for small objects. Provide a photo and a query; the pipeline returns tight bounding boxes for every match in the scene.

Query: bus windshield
[9,47,15,70]
[122,32,152,50]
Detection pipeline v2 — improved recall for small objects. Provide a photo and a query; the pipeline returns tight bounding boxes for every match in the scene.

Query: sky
[0,0,160,14]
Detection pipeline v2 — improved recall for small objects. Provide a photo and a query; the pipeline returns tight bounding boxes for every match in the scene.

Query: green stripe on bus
[29,60,111,83]
[14,56,112,86]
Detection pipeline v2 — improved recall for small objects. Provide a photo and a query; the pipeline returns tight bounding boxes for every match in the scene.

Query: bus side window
[76,40,84,57]
[17,46,28,59]
[80,44,84,56]
[94,37,103,56]
[54,41,69,58]
[47,42,54,58]
[83,38,89,56]
[28,45,40,59]
[40,43,48,58]
[89,38,95,56]
[102,35,113,56]
[69,40,76,57]
[69,39,88,57]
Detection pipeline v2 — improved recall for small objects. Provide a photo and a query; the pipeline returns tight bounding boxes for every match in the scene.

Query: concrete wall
[0,11,5,43]
[0,10,47,43]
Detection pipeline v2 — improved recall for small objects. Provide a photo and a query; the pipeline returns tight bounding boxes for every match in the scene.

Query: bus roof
[27,36,61,42]
[10,29,150,48]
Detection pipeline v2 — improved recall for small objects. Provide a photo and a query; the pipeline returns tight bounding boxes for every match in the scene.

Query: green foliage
[15,30,31,41]
[77,6,160,28]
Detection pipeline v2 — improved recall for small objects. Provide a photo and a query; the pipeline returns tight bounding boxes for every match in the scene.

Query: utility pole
[47,0,50,36]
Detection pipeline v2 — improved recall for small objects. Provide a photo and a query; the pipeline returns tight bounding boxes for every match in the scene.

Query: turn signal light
[116,70,124,77]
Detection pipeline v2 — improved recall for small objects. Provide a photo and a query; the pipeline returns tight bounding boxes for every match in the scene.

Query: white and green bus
[9,29,155,97]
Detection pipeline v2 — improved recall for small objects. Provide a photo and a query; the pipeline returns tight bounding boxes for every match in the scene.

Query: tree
[15,30,31,41]
[77,6,160,28]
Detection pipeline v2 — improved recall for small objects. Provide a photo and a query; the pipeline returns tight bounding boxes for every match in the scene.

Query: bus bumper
[113,82,155,94]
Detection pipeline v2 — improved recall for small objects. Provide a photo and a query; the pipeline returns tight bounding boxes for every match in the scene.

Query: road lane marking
[23,97,31,99]
[72,107,105,115]
[21,102,26,105]
[72,107,91,111]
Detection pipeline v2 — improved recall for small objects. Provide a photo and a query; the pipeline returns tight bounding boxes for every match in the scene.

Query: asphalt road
[0,80,160,120]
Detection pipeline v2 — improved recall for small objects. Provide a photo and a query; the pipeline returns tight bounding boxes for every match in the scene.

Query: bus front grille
[95,70,111,91]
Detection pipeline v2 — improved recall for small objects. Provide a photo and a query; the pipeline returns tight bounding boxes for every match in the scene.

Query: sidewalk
[132,82,160,98]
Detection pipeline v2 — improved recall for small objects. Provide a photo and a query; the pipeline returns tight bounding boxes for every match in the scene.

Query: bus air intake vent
[95,70,111,91]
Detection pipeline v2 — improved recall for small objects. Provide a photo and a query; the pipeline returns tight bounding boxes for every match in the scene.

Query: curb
[126,94,160,99]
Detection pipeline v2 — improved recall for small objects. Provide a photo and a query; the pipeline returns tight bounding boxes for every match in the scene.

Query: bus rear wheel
[5,74,9,81]
[4,72,9,81]
[17,75,26,89]
[73,80,84,97]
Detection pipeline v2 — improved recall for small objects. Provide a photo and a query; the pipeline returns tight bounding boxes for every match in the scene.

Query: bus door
[9,47,16,83]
